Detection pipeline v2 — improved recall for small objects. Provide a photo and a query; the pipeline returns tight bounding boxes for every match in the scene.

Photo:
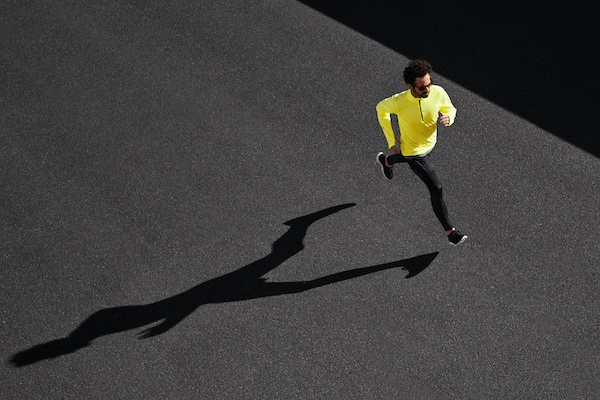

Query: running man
[376,59,467,246]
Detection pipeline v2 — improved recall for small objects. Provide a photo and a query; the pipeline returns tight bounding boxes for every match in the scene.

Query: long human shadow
[10,203,438,367]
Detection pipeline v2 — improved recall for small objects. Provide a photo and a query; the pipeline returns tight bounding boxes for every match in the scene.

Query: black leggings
[387,153,453,231]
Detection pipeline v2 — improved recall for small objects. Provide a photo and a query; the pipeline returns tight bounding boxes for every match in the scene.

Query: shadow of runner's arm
[8,204,358,367]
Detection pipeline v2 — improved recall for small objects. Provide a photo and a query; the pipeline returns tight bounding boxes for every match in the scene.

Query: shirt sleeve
[376,95,399,149]
[438,87,457,126]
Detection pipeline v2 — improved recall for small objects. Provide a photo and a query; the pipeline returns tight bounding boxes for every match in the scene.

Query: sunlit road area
[2,1,598,399]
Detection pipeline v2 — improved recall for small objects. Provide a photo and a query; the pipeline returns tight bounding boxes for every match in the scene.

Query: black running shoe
[447,230,468,246]
[376,152,393,179]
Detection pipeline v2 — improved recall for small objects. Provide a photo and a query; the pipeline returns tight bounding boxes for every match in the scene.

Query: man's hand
[390,146,401,154]
[439,112,451,127]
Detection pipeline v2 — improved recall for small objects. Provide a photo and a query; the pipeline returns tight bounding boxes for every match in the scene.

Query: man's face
[408,73,432,98]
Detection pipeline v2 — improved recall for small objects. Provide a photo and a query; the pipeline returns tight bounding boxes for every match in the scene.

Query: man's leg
[407,156,453,231]
[386,152,408,165]
[407,156,467,245]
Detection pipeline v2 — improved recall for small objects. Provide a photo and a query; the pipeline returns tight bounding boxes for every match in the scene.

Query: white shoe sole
[448,235,468,246]
[376,152,392,179]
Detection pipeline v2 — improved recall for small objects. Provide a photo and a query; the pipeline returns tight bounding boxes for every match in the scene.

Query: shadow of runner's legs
[224,252,439,299]
[305,252,439,285]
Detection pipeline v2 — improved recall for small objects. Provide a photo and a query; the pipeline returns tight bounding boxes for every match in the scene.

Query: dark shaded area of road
[298,0,599,157]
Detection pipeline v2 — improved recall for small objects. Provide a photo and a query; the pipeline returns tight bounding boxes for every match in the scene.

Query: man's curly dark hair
[403,59,432,85]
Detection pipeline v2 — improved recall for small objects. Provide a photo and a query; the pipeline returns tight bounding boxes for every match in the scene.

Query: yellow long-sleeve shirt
[376,85,457,156]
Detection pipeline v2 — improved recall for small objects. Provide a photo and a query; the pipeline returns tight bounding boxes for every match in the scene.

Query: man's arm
[438,87,457,126]
[376,95,400,149]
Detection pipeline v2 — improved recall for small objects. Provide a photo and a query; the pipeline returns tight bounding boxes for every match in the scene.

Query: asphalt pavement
[1,1,598,399]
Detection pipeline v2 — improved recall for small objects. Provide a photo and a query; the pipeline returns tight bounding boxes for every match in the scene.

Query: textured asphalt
[2,1,598,399]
